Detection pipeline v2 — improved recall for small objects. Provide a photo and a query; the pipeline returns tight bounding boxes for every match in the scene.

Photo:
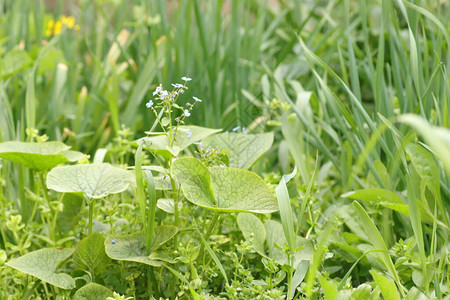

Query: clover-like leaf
[172,157,278,213]
[143,125,221,156]
[47,163,133,198]
[74,232,110,276]
[6,248,75,289]
[0,141,84,171]
[105,226,178,266]
[73,283,113,300]
[202,132,274,169]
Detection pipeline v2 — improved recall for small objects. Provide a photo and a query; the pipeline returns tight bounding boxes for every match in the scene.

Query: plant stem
[87,197,94,234]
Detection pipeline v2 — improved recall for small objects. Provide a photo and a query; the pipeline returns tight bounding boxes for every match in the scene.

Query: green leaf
[0,141,83,171]
[317,273,338,300]
[370,270,401,300]
[352,202,400,287]
[6,248,75,289]
[264,220,313,266]
[47,163,133,198]
[73,283,113,300]
[143,125,221,156]
[202,132,274,169]
[342,188,404,204]
[157,198,182,214]
[398,114,450,175]
[0,48,33,79]
[275,167,297,255]
[104,227,177,266]
[237,213,267,255]
[172,157,278,213]
[57,193,84,233]
[291,260,309,296]
[73,232,110,276]
[406,143,448,225]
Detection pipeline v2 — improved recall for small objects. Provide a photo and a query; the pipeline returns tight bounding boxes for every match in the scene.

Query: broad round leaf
[237,213,266,255]
[73,283,113,300]
[73,232,110,276]
[172,157,278,213]
[47,163,133,198]
[6,248,75,289]
[0,141,84,171]
[105,226,178,266]
[203,132,274,169]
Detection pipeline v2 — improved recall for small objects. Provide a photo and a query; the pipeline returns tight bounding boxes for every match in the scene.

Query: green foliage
[6,248,75,289]
[0,0,449,298]
[46,163,133,198]
[172,157,278,213]
[0,141,83,171]
[104,228,177,266]
[73,232,110,277]
[73,283,114,300]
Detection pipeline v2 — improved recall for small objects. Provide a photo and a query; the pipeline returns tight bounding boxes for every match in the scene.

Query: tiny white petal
[193,96,202,102]
[181,76,192,81]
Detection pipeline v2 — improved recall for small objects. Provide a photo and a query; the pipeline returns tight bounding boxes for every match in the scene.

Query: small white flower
[184,109,191,117]
[242,127,247,135]
[160,90,169,98]
[172,83,184,88]
[186,130,192,139]
[175,117,180,122]
[193,96,202,102]
[145,100,154,108]
[153,86,162,96]
[232,126,240,132]
[181,76,192,81]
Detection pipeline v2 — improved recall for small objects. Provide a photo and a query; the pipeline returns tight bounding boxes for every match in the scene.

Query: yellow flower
[45,19,54,37]
[45,15,79,37]
[53,21,63,35]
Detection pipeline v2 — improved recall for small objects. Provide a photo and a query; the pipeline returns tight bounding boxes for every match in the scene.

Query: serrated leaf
[237,213,267,255]
[74,232,110,276]
[202,132,274,169]
[47,163,133,198]
[6,248,75,289]
[0,141,83,171]
[105,227,177,266]
[172,157,278,213]
[143,125,221,156]
[73,283,113,300]
[370,270,401,300]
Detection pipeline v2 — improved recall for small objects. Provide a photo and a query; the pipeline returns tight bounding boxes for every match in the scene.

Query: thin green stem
[87,197,94,235]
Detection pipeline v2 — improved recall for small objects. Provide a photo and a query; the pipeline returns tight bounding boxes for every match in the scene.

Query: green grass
[0,0,449,299]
